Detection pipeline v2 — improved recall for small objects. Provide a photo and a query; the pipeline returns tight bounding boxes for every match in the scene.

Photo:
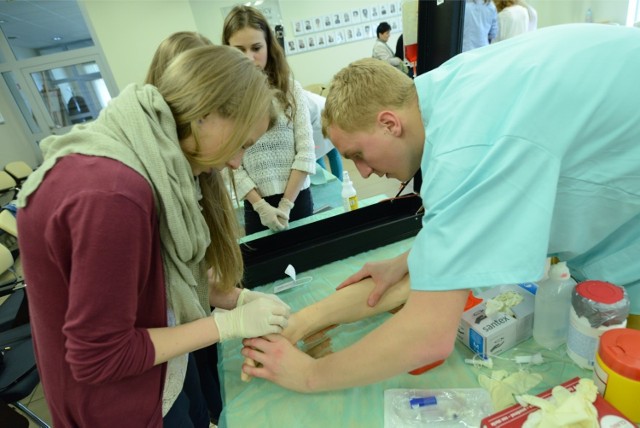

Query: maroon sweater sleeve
[59,183,159,383]
[20,155,166,425]
[19,155,167,424]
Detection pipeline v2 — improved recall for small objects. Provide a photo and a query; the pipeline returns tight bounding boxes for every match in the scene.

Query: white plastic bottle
[533,261,577,349]
[341,171,358,212]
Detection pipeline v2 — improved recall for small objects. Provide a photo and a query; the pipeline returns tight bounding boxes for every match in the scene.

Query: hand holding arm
[336,251,410,306]
[213,298,291,342]
[242,275,411,382]
[283,274,411,344]
[243,289,469,392]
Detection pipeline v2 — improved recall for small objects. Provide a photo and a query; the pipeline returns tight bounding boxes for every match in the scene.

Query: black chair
[0,326,50,427]
[0,241,50,427]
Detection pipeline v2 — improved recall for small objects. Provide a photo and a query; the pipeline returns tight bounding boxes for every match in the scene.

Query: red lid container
[598,328,640,381]
[576,280,625,304]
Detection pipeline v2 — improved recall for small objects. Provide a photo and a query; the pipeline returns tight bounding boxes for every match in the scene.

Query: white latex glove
[252,199,287,232]
[236,288,287,307]
[213,298,291,342]
[277,197,295,229]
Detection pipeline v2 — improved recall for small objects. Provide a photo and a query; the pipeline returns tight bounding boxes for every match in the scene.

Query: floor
[12,157,409,427]
[17,383,49,428]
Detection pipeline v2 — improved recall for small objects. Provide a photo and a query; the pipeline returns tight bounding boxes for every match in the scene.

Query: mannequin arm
[283,274,411,344]
[241,274,411,381]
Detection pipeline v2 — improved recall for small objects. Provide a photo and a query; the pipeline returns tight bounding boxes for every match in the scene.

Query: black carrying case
[241,194,423,288]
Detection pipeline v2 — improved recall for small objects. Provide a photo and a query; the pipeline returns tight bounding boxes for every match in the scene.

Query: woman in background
[17,45,290,427]
[524,1,538,31]
[145,31,256,426]
[494,0,530,41]
[372,22,407,74]
[223,5,316,235]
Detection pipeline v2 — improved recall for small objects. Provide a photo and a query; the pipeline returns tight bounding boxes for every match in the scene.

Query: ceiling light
[52,36,62,41]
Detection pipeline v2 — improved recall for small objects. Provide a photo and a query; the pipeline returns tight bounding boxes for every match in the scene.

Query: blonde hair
[156,45,275,291]
[222,5,295,120]
[145,31,212,86]
[322,58,416,135]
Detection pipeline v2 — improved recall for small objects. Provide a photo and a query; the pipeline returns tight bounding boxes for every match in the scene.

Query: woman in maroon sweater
[17,45,289,427]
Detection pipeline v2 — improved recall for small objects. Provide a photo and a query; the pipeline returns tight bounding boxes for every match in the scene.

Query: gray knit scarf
[17,83,211,414]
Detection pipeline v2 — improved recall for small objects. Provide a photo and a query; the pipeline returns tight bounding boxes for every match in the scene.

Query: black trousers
[163,354,209,428]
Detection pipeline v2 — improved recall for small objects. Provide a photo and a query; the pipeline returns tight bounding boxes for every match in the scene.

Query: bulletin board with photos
[286,2,403,55]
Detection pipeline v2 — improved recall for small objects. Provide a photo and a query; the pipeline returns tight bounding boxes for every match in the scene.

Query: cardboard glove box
[457,283,537,358]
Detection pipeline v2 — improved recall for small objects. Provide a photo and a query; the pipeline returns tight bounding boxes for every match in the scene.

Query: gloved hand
[237,288,287,307]
[252,199,287,232]
[277,198,295,229]
[213,298,291,342]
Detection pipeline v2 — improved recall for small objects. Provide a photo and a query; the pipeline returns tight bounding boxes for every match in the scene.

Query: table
[217,238,591,427]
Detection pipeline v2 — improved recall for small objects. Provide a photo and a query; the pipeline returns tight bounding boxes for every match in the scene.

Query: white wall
[533,0,629,27]
[81,0,199,91]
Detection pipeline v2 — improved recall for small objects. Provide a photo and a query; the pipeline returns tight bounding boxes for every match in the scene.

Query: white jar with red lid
[566,280,630,369]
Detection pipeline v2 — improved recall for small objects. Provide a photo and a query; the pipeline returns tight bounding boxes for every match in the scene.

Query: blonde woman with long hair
[17,45,290,427]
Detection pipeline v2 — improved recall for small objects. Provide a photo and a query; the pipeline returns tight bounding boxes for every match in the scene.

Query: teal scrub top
[408,24,640,313]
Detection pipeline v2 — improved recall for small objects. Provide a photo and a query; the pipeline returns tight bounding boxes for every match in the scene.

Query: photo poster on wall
[286,2,403,56]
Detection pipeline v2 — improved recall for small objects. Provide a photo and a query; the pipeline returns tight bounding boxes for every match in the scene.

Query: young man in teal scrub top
[241,24,640,392]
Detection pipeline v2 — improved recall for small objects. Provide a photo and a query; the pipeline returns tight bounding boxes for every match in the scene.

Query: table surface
[217,238,591,428]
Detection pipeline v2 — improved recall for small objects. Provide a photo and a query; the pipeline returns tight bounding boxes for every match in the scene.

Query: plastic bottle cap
[549,261,570,280]
[598,328,640,381]
[575,280,624,304]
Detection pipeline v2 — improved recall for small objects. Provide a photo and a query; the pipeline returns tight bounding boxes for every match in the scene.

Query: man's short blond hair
[322,58,416,135]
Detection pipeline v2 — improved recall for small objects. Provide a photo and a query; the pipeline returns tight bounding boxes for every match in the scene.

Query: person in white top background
[305,90,344,181]
[494,0,533,41]
[223,5,316,235]
[524,1,538,31]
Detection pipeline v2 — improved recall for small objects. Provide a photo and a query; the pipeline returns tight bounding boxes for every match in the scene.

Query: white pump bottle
[533,261,576,349]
